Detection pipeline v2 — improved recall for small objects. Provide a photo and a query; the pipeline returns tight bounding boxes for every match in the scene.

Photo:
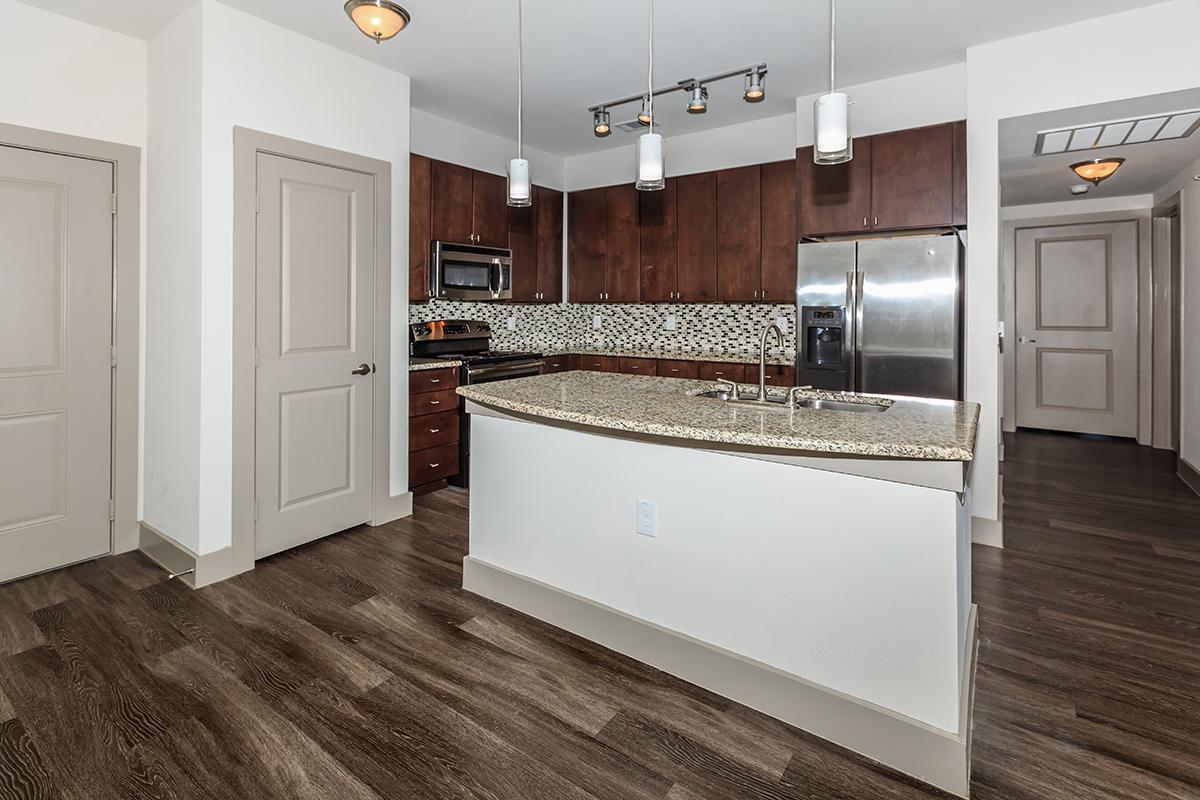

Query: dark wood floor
[2,431,1199,800]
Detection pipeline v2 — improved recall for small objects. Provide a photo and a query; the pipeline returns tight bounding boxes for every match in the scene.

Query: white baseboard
[372,491,414,526]
[464,556,976,799]
[1180,457,1200,499]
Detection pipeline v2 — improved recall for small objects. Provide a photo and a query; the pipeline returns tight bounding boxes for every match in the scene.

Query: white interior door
[255,153,375,560]
[1015,221,1138,436]
[0,145,113,583]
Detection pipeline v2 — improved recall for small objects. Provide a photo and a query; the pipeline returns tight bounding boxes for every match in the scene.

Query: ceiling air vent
[612,118,662,134]
[1035,109,1200,156]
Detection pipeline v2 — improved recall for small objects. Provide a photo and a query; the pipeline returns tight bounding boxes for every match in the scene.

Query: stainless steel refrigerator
[795,234,963,400]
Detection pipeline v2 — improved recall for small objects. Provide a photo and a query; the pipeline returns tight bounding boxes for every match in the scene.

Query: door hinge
[110,345,118,368]
[111,193,118,215]
[109,498,116,521]
[255,194,261,214]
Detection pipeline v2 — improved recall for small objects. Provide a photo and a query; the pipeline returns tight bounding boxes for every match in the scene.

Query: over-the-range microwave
[429,240,512,301]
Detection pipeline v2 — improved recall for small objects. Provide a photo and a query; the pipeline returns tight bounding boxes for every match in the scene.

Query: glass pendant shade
[814,92,853,164]
[345,0,410,42]
[636,133,665,191]
[507,158,531,207]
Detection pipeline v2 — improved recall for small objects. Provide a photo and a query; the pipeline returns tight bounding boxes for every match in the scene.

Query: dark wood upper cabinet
[430,160,474,244]
[639,177,677,302]
[952,120,967,227]
[568,187,606,303]
[870,122,954,231]
[409,154,432,302]
[508,198,538,302]
[796,138,873,237]
[675,171,717,303]
[605,184,640,303]
[535,186,563,303]
[716,165,762,303]
[471,171,509,247]
[760,159,797,304]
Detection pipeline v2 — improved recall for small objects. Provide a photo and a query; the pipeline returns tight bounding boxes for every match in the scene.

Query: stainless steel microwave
[429,241,512,301]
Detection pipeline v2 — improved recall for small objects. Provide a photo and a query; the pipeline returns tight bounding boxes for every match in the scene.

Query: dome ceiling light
[345,0,411,43]
[1070,157,1125,186]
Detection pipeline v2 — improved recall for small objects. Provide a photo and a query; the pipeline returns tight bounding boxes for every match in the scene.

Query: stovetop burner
[437,350,542,366]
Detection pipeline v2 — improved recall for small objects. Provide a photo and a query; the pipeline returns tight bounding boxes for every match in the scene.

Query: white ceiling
[18,0,1171,156]
[999,87,1200,206]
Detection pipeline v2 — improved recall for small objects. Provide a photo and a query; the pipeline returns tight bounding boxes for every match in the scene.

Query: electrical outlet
[506,316,517,331]
[776,316,790,333]
[593,315,603,330]
[636,498,657,537]
[664,315,677,331]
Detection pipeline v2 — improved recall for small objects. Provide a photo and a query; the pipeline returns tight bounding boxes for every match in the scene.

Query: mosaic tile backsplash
[411,300,798,358]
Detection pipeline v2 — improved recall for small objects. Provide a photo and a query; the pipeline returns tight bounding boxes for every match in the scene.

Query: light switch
[664,315,677,331]
[593,315,603,330]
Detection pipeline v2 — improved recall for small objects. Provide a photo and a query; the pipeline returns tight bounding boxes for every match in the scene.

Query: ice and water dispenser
[797,305,849,391]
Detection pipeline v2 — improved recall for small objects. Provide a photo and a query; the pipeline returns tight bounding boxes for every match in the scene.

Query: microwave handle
[489,258,502,300]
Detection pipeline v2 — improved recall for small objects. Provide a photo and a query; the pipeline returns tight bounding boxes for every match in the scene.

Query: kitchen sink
[696,390,889,413]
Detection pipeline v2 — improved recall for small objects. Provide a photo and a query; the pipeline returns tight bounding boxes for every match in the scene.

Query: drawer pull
[429,378,441,384]
[670,369,680,373]
[429,462,440,468]
[429,428,440,433]
[429,400,441,406]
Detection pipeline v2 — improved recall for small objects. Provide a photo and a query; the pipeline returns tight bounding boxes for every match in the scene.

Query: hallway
[0,431,1198,799]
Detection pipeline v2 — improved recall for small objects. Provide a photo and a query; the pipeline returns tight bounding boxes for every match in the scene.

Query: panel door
[639,177,677,302]
[472,171,510,247]
[568,188,606,302]
[760,158,797,304]
[716,165,762,302]
[508,195,538,302]
[430,159,474,244]
[255,153,375,560]
[605,184,640,303]
[409,154,432,302]
[535,186,563,303]
[870,123,954,231]
[675,172,717,303]
[1015,222,1138,436]
[0,146,113,583]
[796,139,873,237]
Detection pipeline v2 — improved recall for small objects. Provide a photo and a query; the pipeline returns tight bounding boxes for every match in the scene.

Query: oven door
[431,241,512,301]
[453,359,543,488]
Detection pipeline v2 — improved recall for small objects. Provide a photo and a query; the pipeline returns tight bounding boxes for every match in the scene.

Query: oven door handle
[468,361,544,381]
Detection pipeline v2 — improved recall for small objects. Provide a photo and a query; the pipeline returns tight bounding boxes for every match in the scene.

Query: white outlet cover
[593,315,603,329]
[507,316,517,331]
[664,315,677,331]
[776,316,790,333]
[636,498,657,537]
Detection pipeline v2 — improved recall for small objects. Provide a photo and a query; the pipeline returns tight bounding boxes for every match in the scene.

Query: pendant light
[814,0,852,164]
[636,0,665,191]
[344,0,410,43]
[507,0,531,207]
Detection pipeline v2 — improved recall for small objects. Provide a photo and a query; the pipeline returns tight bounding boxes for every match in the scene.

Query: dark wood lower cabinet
[761,364,796,386]
[409,366,461,494]
[578,355,619,373]
[618,357,656,376]
[697,362,747,382]
[409,442,459,489]
[408,410,459,452]
[656,359,699,379]
[541,355,574,373]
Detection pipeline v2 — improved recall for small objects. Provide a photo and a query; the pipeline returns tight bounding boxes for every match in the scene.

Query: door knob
[1018,337,1037,344]
[351,363,371,375]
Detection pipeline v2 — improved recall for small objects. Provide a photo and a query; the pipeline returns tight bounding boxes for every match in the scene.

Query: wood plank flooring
[2,430,1199,799]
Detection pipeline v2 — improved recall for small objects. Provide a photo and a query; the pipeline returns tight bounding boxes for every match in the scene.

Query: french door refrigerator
[795,234,963,400]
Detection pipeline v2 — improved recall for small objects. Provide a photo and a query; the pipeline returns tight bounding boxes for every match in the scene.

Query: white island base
[463,407,977,797]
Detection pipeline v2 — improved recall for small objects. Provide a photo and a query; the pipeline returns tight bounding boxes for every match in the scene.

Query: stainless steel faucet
[757,323,784,403]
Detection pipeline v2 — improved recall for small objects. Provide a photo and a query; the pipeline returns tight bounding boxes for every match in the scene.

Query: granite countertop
[537,347,795,367]
[457,371,979,461]
[410,358,462,371]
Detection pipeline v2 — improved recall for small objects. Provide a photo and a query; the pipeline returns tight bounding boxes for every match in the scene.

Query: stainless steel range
[409,320,543,487]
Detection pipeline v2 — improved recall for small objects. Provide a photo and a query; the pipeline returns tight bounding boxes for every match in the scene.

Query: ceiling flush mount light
[507,0,531,207]
[1070,157,1125,186]
[687,84,708,114]
[814,0,852,164]
[635,0,665,191]
[593,109,612,137]
[743,67,765,103]
[345,0,410,43]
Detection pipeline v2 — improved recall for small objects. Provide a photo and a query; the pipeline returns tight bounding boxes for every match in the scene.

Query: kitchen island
[458,371,980,797]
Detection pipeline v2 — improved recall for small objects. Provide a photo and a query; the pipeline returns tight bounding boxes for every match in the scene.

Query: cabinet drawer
[410,387,459,417]
[541,355,574,373]
[411,367,459,395]
[762,364,796,386]
[698,362,747,382]
[579,355,619,373]
[618,357,657,375]
[409,443,459,486]
[656,359,700,379]
[409,410,459,451]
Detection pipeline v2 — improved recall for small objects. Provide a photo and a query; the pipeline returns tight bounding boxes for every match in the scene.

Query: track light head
[593,109,611,137]
[637,96,653,126]
[743,68,765,103]
[687,84,708,114]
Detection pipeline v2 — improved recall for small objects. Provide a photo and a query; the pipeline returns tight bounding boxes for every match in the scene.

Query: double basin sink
[697,389,889,414]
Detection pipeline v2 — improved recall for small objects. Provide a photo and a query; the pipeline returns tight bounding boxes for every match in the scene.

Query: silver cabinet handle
[429,378,441,383]
[873,216,879,227]
[429,428,440,433]
[863,216,868,227]
[429,462,440,468]
[351,363,371,375]
[429,400,441,405]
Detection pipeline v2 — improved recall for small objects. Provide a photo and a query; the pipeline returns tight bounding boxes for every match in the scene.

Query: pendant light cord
[829,0,836,94]
[647,0,654,125]
[517,0,523,158]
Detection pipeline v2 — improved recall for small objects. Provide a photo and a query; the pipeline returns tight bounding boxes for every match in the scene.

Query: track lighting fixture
[638,96,653,126]
[687,84,708,114]
[593,109,612,137]
[743,67,765,103]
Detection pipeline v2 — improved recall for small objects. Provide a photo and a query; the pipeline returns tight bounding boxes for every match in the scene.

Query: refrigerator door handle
[845,270,857,393]
[854,269,865,392]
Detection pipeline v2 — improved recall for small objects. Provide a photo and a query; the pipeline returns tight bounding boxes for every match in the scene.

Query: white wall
[1000,194,1155,221]
[412,107,565,190]
[964,0,1200,530]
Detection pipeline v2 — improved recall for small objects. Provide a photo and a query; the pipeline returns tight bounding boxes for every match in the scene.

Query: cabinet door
[760,159,797,304]
[675,171,717,303]
[409,154,432,302]
[761,364,796,387]
[716,166,762,303]
[952,120,967,227]
[430,160,474,243]
[568,188,607,302]
[870,123,953,230]
[639,177,677,302]
[618,357,656,375]
[472,170,510,247]
[656,359,700,379]
[508,197,538,302]
[541,354,572,373]
[796,139,873,237]
[605,184,640,303]
[535,186,563,302]
[697,362,747,382]
[579,355,619,372]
